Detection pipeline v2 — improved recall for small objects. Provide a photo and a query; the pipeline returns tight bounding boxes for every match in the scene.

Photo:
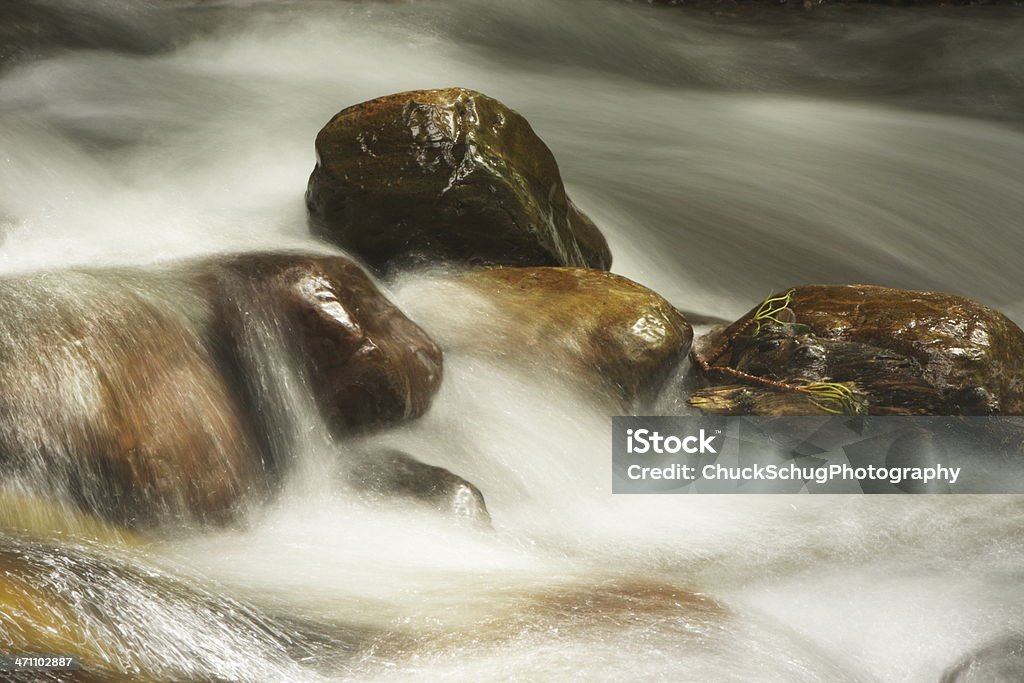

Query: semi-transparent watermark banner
[612,416,1024,494]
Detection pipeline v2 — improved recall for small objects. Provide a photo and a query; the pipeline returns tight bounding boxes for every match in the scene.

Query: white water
[2,1,1024,681]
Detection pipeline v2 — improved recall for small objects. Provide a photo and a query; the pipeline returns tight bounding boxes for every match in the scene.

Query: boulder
[200,253,443,436]
[0,253,443,527]
[456,267,692,407]
[690,284,1024,416]
[305,87,612,274]
[0,269,260,527]
[346,449,490,524]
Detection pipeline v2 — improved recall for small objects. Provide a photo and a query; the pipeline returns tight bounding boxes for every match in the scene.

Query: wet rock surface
[0,253,444,527]
[347,449,490,524]
[306,88,612,274]
[200,253,443,437]
[690,284,1024,416]
[0,269,260,527]
[457,267,692,408]
[0,534,369,682]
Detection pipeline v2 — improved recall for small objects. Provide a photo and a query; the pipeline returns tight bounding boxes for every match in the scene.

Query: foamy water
[1,1,1023,681]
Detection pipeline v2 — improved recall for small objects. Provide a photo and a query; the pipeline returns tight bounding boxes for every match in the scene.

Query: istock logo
[626,428,718,455]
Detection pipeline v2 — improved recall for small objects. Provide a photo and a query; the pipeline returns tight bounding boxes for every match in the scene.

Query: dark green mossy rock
[690,284,1024,416]
[306,88,612,274]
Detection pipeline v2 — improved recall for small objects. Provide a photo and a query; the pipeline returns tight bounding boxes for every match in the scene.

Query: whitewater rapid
[1,1,1024,681]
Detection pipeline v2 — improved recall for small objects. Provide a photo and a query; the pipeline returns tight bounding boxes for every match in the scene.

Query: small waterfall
[209,260,345,494]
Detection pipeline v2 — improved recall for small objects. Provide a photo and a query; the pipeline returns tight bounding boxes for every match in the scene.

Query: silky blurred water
[1,1,1023,681]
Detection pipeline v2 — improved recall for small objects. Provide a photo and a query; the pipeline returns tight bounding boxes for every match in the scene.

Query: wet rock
[690,285,1024,416]
[0,253,443,527]
[0,488,143,546]
[347,449,490,524]
[201,253,443,435]
[0,534,357,682]
[306,87,612,274]
[457,267,692,407]
[0,269,260,527]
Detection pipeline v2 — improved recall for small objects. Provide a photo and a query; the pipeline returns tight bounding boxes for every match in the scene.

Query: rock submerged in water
[690,284,1024,416]
[347,449,490,524]
[0,534,352,682]
[456,267,692,408]
[305,87,612,274]
[0,253,443,528]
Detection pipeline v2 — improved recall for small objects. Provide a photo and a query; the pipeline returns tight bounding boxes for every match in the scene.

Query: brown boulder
[455,267,692,407]
[0,253,444,527]
[200,253,443,435]
[690,284,1024,416]
[0,270,259,527]
[305,87,612,274]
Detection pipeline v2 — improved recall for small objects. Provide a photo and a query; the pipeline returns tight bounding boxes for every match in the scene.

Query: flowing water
[2,1,1024,681]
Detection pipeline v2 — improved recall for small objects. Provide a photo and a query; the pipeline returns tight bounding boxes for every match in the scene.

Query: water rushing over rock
[398,267,692,410]
[1,0,1024,681]
[0,253,443,527]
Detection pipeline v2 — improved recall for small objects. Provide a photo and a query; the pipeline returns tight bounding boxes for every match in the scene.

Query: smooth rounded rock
[347,449,490,524]
[690,284,1024,416]
[0,269,259,527]
[201,253,443,435]
[0,253,444,527]
[306,87,612,274]
[457,267,692,407]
